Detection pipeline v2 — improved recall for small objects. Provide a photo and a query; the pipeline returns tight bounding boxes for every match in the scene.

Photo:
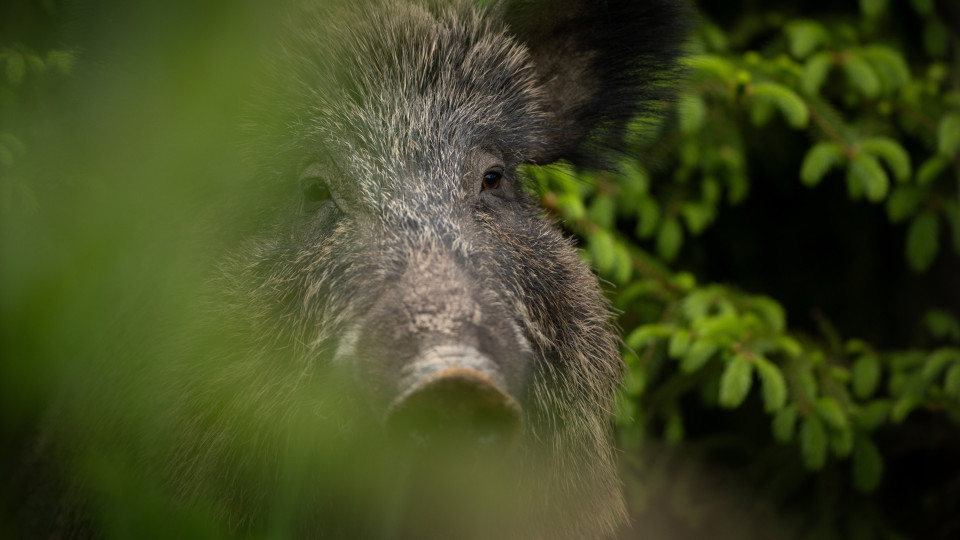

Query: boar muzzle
[385,345,522,452]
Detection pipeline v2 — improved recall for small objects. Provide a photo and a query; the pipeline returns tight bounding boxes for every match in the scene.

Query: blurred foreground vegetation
[1,0,959,539]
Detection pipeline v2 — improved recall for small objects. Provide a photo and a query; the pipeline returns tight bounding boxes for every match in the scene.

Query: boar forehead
[294,1,548,207]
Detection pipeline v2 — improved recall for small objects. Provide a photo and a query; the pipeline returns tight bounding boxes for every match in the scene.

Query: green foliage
[860,137,911,183]
[772,405,798,443]
[786,20,828,60]
[755,356,787,412]
[751,81,809,128]
[800,141,844,186]
[531,0,960,537]
[939,114,960,157]
[906,211,939,272]
[847,151,890,202]
[926,309,960,341]
[800,413,828,470]
[852,435,884,492]
[718,354,753,408]
[886,185,922,222]
[852,353,881,399]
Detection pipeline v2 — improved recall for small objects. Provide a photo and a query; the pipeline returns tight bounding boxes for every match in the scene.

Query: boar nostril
[386,367,522,451]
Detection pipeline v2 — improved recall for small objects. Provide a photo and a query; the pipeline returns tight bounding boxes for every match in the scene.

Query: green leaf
[750,94,775,126]
[625,324,674,351]
[700,23,729,52]
[681,202,713,236]
[657,218,683,261]
[695,312,743,344]
[845,339,870,355]
[852,353,881,399]
[815,397,848,429]
[937,114,960,157]
[672,272,697,292]
[681,341,717,373]
[921,348,960,382]
[787,20,828,59]
[888,361,918,396]
[847,152,890,202]
[588,195,615,229]
[916,155,949,186]
[906,211,939,272]
[891,393,920,423]
[794,359,820,401]
[925,310,960,342]
[945,364,960,399]
[543,163,589,195]
[750,296,786,333]
[830,426,854,457]
[555,193,585,221]
[800,142,845,187]
[635,197,660,239]
[800,414,828,470]
[860,46,911,93]
[829,365,851,384]
[678,94,706,134]
[701,176,721,204]
[719,354,754,408]
[613,244,633,285]
[847,169,865,199]
[727,169,749,204]
[886,186,923,223]
[776,336,803,359]
[668,329,691,359]
[755,356,787,412]
[772,405,798,443]
[860,138,911,182]
[686,54,737,81]
[588,230,616,273]
[682,290,712,323]
[852,437,884,492]
[854,400,890,432]
[802,51,833,95]
[618,159,650,197]
[844,54,881,98]
[752,82,809,128]
[860,0,888,18]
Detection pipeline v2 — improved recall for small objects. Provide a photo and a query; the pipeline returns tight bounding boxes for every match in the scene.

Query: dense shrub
[530,0,959,537]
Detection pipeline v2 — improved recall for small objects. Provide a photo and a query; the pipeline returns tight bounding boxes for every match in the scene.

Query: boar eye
[481,170,502,191]
[303,178,333,203]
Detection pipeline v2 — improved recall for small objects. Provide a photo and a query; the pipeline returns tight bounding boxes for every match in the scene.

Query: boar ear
[501,0,689,167]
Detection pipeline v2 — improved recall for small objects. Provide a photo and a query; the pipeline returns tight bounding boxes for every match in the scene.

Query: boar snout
[386,345,522,452]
